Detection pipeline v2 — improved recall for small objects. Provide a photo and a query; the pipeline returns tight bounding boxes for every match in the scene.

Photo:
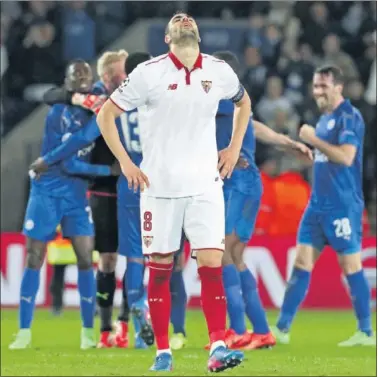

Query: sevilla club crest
[143,236,154,248]
[201,80,212,93]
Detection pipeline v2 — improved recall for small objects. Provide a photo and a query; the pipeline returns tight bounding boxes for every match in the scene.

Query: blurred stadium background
[0,1,376,376]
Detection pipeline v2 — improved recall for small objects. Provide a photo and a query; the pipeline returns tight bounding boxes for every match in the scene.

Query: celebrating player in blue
[30,52,156,349]
[9,60,118,351]
[272,65,375,347]
[210,51,313,351]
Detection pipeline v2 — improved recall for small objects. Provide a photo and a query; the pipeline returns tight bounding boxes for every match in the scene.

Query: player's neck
[170,44,200,70]
[329,96,344,113]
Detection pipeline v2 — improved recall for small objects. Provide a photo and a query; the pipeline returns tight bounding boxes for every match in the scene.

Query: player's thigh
[90,194,118,254]
[223,186,244,237]
[61,196,94,238]
[173,232,186,270]
[23,192,61,242]
[322,207,363,256]
[184,183,225,254]
[140,194,185,257]
[297,205,326,252]
[234,192,261,244]
[117,201,143,259]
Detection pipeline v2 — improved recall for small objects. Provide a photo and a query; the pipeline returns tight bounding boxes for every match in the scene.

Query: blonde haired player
[97,12,251,373]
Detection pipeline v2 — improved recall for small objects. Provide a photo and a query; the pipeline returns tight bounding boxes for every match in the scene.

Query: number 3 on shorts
[143,211,152,231]
[333,218,352,238]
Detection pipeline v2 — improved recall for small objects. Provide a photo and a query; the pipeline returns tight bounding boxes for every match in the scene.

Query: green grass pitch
[1,309,376,376]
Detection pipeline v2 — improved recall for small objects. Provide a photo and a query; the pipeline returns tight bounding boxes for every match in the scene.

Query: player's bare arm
[218,91,251,179]
[97,99,150,192]
[299,124,356,166]
[254,120,313,162]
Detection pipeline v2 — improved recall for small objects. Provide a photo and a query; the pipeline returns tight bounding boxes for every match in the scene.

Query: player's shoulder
[47,103,65,118]
[138,54,170,71]
[202,54,228,69]
[338,99,365,127]
[92,80,107,95]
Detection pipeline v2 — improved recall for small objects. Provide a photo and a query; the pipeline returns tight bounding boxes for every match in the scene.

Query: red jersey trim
[109,97,126,112]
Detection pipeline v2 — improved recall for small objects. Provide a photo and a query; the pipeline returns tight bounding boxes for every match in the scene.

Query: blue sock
[19,268,40,329]
[346,269,372,336]
[223,265,246,335]
[276,267,310,332]
[240,268,270,334]
[126,261,144,308]
[78,269,95,328]
[170,270,187,335]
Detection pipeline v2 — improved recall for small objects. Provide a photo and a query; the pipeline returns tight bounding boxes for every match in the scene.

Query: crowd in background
[1,1,376,231]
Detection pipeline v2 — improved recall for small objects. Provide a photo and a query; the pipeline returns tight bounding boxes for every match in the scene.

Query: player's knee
[98,253,118,273]
[339,252,362,275]
[222,249,233,266]
[173,252,185,272]
[26,239,46,269]
[294,245,316,271]
[196,249,223,268]
[96,271,116,307]
[76,250,93,270]
[149,253,174,265]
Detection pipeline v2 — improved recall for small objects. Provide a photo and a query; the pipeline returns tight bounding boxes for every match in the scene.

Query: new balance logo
[96,292,109,300]
[168,84,178,90]
[149,298,163,303]
[21,296,32,303]
[81,296,93,303]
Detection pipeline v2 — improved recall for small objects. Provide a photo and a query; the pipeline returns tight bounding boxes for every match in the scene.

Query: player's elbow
[61,161,75,174]
[96,99,121,131]
[235,90,251,111]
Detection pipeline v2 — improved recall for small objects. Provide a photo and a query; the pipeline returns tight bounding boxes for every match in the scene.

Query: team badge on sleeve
[201,80,212,93]
[143,235,154,248]
[118,77,130,93]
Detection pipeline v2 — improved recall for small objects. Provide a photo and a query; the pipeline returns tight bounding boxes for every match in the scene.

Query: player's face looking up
[64,61,93,93]
[312,72,343,113]
[165,13,200,46]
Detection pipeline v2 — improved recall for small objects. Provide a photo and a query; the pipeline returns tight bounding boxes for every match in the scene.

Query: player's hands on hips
[29,157,49,179]
[299,124,316,145]
[218,146,240,179]
[121,160,150,193]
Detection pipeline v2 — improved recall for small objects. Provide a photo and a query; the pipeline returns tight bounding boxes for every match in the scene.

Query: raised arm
[299,112,359,167]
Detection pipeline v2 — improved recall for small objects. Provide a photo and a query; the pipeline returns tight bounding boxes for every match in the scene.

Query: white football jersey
[110,52,244,198]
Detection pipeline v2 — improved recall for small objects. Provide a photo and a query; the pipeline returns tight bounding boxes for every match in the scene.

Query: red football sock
[198,266,226,344]
[148,261,173,350]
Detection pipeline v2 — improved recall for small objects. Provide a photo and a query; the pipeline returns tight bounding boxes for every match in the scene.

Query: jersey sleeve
[62,157,111,177]
[110,65,148,111]
[43,116,101,165]
[338,112,361,147]
[219,62,245,103]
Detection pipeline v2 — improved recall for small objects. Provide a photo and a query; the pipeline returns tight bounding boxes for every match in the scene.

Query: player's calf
[339,252,374,340]
[10,239,46,350]
[71,236,96,348]
[197,249,229,350]
[148,254,174,355]
[275,245,316,335]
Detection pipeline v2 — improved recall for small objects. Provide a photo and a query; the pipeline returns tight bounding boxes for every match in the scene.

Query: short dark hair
[125,52,152,75]
[315,65,344,85]
[213,51,240,77]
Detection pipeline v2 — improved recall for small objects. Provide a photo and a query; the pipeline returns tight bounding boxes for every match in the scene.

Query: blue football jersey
[311,99,365,211]
[216,99,260,195]
[33,103,107,198]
